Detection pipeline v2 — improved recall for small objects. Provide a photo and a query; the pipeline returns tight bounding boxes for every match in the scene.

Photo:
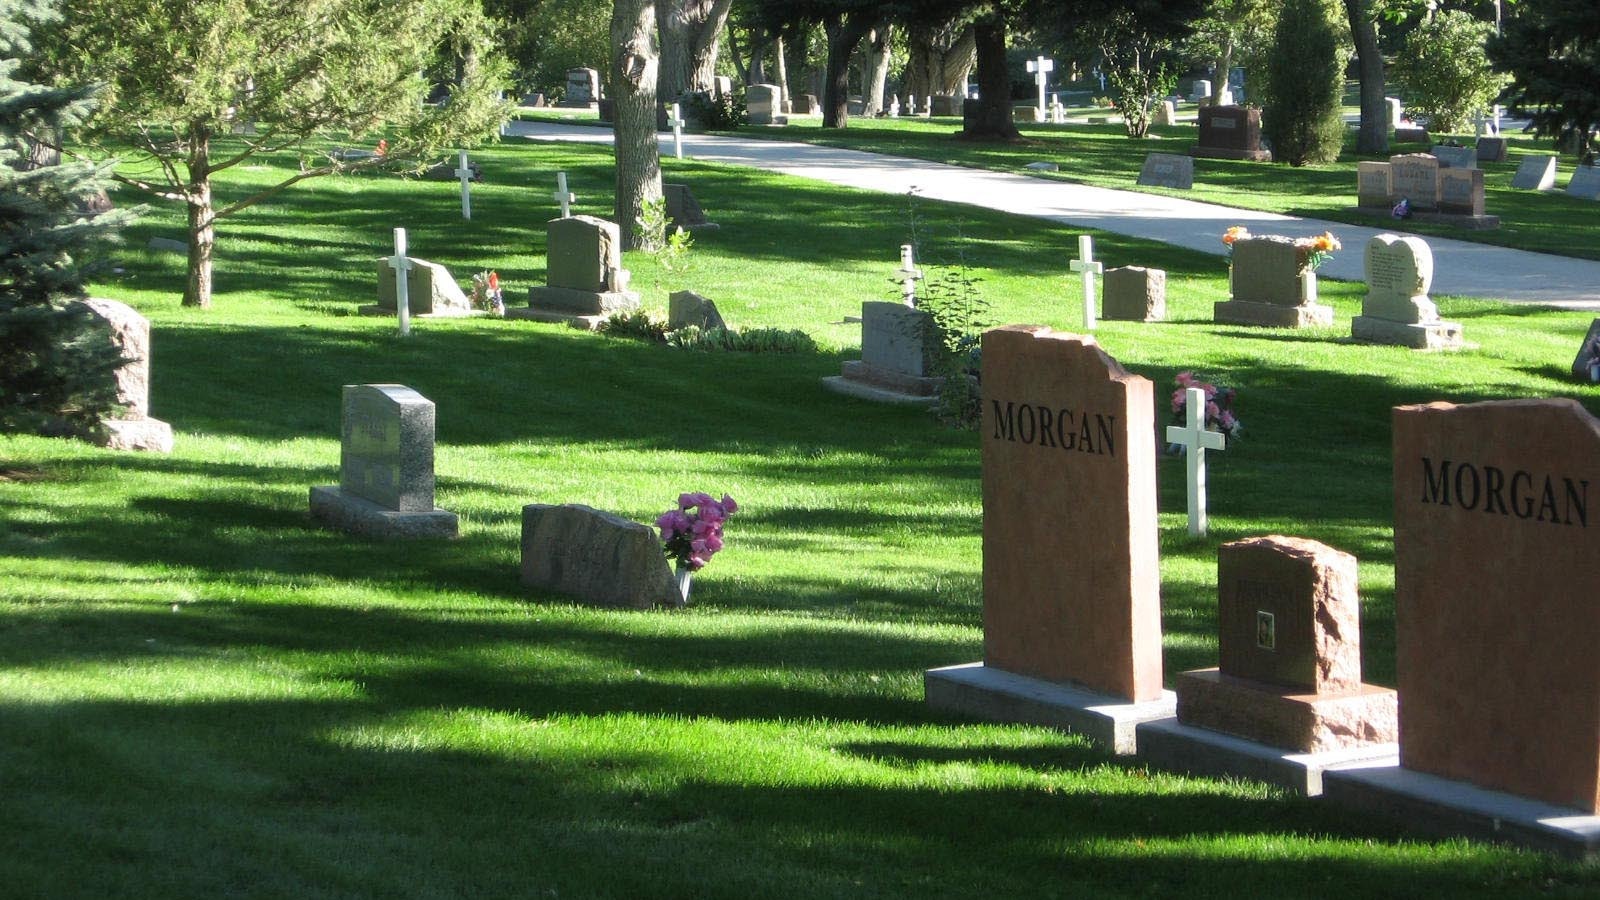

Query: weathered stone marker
[520,504,678,609]
[1215,236,1332,328]
[309,384,458,539]
[1102,266,1165,322]
[1137,153,1194,190]
[75,298,174,452]
[925,327,1172,753]
[1511,156,1558,191]
[509,215,641,330]
[1351,234,1463,349]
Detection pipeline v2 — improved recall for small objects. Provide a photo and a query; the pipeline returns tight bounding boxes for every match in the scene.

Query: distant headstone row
[1357,154,1497,227]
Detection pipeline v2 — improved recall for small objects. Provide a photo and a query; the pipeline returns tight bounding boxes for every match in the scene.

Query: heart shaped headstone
[1363,234,1437,324]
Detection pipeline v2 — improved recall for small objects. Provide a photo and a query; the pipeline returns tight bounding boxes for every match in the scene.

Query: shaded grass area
[3,135,1600,896]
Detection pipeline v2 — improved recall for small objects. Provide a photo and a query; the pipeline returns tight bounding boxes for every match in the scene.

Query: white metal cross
[1068,234,1103,329]
[669,102,685,159]
[455,149,473,221]
[553,171,575,218]
[1166,387,1227,537]
[387,227,414,337]
[1026,56,1054,118]
[894,243,923,307]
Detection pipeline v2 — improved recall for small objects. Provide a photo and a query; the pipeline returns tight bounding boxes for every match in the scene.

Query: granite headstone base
[924,662,1176,756]
[95,417,174,453]
[1353,205,1501,230]
[821,361,942,406]
[309,485,459,539]
[1190,146,1271,162]
[1324,762,1600,860]
[1214,300,1334,328]
[1137,718,1398,796]
[1352,315,1465,349]
[509,286,641,331]
[1175,669,1397,752]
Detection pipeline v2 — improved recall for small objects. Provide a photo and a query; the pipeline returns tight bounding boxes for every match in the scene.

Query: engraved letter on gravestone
[340,384,435,512]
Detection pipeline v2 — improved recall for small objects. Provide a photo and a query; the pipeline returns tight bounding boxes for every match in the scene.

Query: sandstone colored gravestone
[75,298,174,452]
[1175,536,1397,753]
[1391,399,1600,812]
[1215,236,1333,328]
[520,504,679,609]
[1357,162,1393,208]
[1511,156,1558,191]
[1568,165,1600,201]
[668,290,727,332]
[663,183,719,234]
[1431,144,1476,169]
[1137,153,1194,190]
[1570,319,1600,381]
[510,215,640,329]
[746,84,786,126]
[1192,106,1269,161]
[1390,154,1440,210]
[930,94,961,117]
[1476,137,1508,163]
[309,384,458,539]
[821,301,941,404]
[1154,100,1177,127]
[369,257,472,317]
[925,327,1170,753]
[1351,234,1463,349]
[1437,167,1486,217]
[560,68,600,108]
[1102,266,1166,322]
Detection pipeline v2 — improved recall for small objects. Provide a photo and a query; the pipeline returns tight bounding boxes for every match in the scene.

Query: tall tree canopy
[33,0,508,309]
[1488,0,1600,160]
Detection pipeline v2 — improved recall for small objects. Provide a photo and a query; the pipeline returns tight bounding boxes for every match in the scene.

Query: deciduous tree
[613,0,662,248]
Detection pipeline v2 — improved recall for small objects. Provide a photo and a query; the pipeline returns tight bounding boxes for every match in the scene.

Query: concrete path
[508,120,1600,308]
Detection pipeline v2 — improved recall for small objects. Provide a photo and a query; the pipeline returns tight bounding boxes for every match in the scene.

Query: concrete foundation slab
[1136,718,1397,796]
[309,486,459,540]
[924,662,1175,755]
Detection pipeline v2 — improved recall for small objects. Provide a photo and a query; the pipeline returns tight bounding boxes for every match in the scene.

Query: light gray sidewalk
[508,120,1600,308]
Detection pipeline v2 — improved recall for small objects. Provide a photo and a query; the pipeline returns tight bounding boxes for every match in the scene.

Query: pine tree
[0,0,134,436]
[1260,0,1347,166]
[1488,0,1600,162]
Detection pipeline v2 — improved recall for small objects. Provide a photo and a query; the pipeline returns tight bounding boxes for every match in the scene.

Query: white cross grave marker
[669,102,685,159]
[1068,234,1103,329]
[455,149,473,221]
[894,244,923,307]
[1026,56,1054,119]
[1166,387,1227,537]
[553,171,575,218]
[388,227,414,337]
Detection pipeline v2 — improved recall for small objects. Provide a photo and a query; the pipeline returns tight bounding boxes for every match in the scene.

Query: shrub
[599,309,669,342]
[666,325,815,353]
[681,90,747,131]
[1259,0,1347,166]
[1393,11,1509,134]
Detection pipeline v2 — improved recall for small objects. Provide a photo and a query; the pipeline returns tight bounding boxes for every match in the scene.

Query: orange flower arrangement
[1295,231,1342,270]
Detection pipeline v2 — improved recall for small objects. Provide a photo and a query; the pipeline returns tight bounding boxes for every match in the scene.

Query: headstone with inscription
[559,68,600,108]
[73,298,174,452]
[1192,106,1270,161]
[1357,161,1393,208]
[1431,144,1476,169]
[1568,165,1600,201]
[925,327,1172,754]
[1571,319,1600,381]
[1389,154,1440,210]
[520,503,679,609]
[1137,153,1194,190]
[1102,266,1166,322]
[746,84,787,126]
[1138,536,1399,794]
[1351,233,1463,349]
[663,183,719,234]
[1476,137,1507,163]
[821,301,941,405]
[1437,167,1490,219]
[1511,155,1558,191]
[1215,236,1333,328]
[509,215,641,330]
[309,384,458,539]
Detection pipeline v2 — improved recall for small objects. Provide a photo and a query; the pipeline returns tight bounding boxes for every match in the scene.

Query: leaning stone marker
[1568,165,1600,201]
[925,327,1172,754]
[668,290,727,332]
[309,384,458,539]
[520,504,678,609]
[1102,266,1166,322]
[366,257,472,317]
[1571,319,1600,381]
[1215,236,1332,328]
[75,298,173,452]
[1136,153,1193,190]
[509,215,641,330]
[822,301,941,405]
[1351,234,1463,349]
[1139,536,1399,794]
[1511,156,1558,191]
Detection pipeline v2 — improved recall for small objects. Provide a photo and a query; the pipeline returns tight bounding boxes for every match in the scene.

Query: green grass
[4,135,1600,897]
[521,106,1600,261]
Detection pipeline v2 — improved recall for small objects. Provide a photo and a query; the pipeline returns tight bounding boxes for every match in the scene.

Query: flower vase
[673,562,693,605]
[1301,269,1318,304]
[1590,362,1600,383]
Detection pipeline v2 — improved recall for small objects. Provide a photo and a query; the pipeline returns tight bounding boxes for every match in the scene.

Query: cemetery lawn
[677,112,1600,262]
[5,135,1600,899]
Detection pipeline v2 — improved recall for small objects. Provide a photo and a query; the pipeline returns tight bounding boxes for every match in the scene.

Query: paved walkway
[508,120,1600,308]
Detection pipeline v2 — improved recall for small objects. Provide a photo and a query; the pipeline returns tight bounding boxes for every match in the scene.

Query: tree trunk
[773,35,790,111]
[1344,0,1388,154]
[822,14,872,129]
[908,21,977,101]
[864,25,892,116]
[1209,36,1234,107]
[962,11,1020,141]
[183,124,214,309]
[656,0,734,101]
[612,0,662,250]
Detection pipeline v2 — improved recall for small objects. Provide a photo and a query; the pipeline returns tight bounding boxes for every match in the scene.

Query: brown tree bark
[1344,0,1388,154]
[822,13,873,129]
[773,34,790,111]
[863,25,892,116]
[962,10,1020,141]
[612,0,662,249]
[906,20,976,102]
[183,124,215,309]
[656,0,734,101]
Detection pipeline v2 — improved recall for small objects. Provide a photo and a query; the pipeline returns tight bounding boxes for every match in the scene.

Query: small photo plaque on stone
[1256,611,1276,650]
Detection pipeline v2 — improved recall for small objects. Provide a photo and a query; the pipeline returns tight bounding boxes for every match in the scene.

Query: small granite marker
[1568,165,1600,201]
[663,183,719,234]
[1137,153,1194,190]
[668,290,727,332]
[1511,156,1558,191]
[1351,233,1463,349]
[1101,266,1165,322]
[1571,319,1600,381]
[925,327,1173,754]
[309,384,458,539]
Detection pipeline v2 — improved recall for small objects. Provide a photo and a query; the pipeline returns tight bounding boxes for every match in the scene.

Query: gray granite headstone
[374,257,472,316]
[1476,137,1507,162]
[1430,145,1476,169]
[562,68,600,106]
[310,384,458,538]
[668,290,727,331]
[520,503,679,609]
[861,301,936,377]
[513,216,640,326]
[1102,267,1166,322]
[747,84,786,125]
[1568,165,1600,200]
[663,183,719,233]
[1137,153,1193,190]
[1215,236,1332,328]
[1437,168,1485,216]
[1511,156,1558,191]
